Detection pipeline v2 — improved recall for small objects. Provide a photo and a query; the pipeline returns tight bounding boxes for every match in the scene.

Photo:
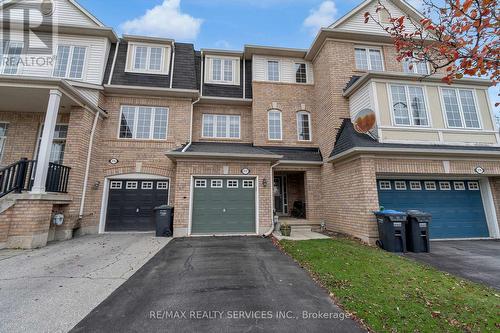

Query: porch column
[31,89,62,194]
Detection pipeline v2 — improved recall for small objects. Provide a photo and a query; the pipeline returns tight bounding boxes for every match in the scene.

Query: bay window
[119,106,169,140]
[53,45,87,79]
[441,88,481,128]
[390,85,429,126]
[202,114,240,139]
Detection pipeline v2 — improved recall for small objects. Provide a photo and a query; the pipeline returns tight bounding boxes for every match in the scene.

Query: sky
[76,0,498,118]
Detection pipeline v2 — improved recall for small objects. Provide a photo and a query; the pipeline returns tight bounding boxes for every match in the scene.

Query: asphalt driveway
[405,240,500,290]
[0,234,170,333]
[72,237,365,333]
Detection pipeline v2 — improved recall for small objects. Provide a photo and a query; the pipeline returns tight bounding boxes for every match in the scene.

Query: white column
[31,89,62,194]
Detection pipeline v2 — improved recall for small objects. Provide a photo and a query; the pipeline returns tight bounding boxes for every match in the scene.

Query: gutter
[264,161,281,237]
[182,96,201,153]
[79,110,100,218]
[167,151,283,161]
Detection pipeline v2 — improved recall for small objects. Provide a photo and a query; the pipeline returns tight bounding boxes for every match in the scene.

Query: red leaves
[364,11,370,24]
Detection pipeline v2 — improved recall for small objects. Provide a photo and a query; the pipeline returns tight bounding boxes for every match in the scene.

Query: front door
[274,176,288,215]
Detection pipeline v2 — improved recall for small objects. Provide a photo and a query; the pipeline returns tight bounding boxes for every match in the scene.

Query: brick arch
[103,164,175,178]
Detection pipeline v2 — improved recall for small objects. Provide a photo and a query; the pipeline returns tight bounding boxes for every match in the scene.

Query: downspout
[79,110,100,218]
[169,42,175,88]
[107,41,119,85]
[264,161,281,237]
[182,96,200,152]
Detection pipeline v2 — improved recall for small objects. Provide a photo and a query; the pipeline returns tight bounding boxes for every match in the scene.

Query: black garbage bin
[154,205,174,237]
[406,210,431,253]
[374,210,407,253]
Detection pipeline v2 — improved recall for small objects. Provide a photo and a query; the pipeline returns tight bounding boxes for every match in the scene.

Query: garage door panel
[191,177,256,235]
[378,180,489,239]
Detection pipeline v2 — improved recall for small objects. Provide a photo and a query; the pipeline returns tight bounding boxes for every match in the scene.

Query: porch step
[290,224,321,232]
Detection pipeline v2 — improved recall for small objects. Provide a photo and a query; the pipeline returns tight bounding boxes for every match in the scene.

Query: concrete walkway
[273,230,330,241]
[0,234,170,333]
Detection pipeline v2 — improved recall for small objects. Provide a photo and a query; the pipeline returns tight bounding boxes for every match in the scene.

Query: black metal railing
[0,158,71,199]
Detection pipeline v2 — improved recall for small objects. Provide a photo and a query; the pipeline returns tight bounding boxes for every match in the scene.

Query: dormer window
[354,47,384,71]
[126,42,171,75]
[205,56,240,85]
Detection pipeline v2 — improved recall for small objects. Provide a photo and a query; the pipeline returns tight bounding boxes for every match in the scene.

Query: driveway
[0,234,170,333]
[72,237,364,333]
[405,240,500,290]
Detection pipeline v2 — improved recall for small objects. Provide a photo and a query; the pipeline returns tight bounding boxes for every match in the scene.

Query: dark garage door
[105,179,169,232]
[377,179,489,239]
[191,177,256,235]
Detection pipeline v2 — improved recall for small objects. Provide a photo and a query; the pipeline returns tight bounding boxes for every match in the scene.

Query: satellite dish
[40,0,54,16]
[353,108,377,134]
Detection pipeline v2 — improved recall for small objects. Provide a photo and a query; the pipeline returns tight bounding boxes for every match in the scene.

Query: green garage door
[191,177,256,235]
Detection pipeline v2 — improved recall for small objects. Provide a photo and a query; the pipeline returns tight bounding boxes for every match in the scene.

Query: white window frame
[201,114,241,139]
[388,84,431,127]
[195,179,207,188]
[118,106,169,140]
[394,181,407,190]
[403,56,429,75]
[35,123,69,165]
[354,46,385,71]
[439,87,482,129]
[211,179,223,188]
[110,181,122,190]
[157,181,169,190]
[468,182,480,191]
[205,55,239,85]
[267,60,280,82]
[424,181,437,191]
[379,181,391,190]
[53,44,88,79]
[439,182,451,191]
[126,181,138,190]
[409,181,422,190]
[1,41,24,75]
[227,180,239,188]
[454,182,466,191]
[126,42,170,75]
[296,111,312,141]
[268,110,283,141]
[242,180,254,188]
[141,181,153,190]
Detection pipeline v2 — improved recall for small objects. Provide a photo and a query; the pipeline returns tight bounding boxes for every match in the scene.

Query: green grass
[279,238,499,333]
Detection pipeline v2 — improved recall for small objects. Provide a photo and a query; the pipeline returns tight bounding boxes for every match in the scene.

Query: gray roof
[343,75,361,92]
[173,142,322,162]
[330,119,500,157]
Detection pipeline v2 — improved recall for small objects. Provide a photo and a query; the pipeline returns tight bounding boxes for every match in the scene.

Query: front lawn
[279,238,499,333]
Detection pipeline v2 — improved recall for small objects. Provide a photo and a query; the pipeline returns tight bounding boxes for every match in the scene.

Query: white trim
[227,179,239,188]
[98,174,171,234]
[211,179,223,188]
[194,179,207,188]
[394,180,407,190]
[424,181,437,191]
[204,55,240,85]
[188,175,259,237]
[266,59,281,82]
[439,181,451,191]
[387,83,431,128]
[296,111,312,141]
[479,178,500,239]
[453,181,466,191]
[268,109,283,141]
[439,87,483,130]
[52,44,89,80]
[379,180,391,190]
[126,42,171,75]
[118,105,169,140]
[201,114,241,140]
[354,45,385,71]
[409,181,422,190]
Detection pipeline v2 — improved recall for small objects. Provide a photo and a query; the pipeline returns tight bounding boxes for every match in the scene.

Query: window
[410,181,422,190]
[53,45,87,79]
[195,179,207,188]
[295,63,307,83]
[354,47,384,71]
[268,110,282,140]
[206,56,238,84]
[0,123,9,163]
[1,41,23,74]
[202,114,240,139]
[425,182,437,190]
[454,182,466,190]
[119,106,169,140]
[141,181,153,190]
[439,182,451,190]
[267,60,280,81]
[157,181,169,190]
[379,181,391,190]
[390,85,429,126]
[243,180,254,188]
[131,44,166,73]
[403,58,429,75]
[211,179,223,188]
[395,181,407,190]
[468,182,480,190]
[126,181,138,190]
[441,88,480,128]
[37,124,68,165]
[227,180,239,188]
[110,181,122,190]
[297,111,311,141]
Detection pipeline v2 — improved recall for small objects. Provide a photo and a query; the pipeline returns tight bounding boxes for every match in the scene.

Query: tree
[364,0,499,86]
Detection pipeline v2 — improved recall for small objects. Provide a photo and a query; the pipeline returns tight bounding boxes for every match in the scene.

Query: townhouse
[0,0,498,249]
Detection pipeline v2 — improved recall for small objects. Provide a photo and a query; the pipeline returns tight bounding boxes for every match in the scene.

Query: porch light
[262,178,268,187]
